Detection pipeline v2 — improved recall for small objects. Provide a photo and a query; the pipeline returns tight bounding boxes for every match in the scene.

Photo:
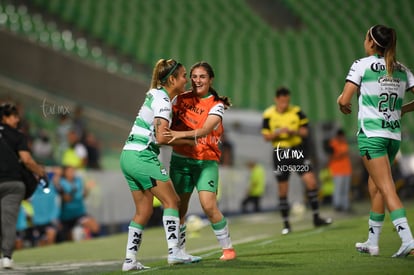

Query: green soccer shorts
[170,154,219,194]
[357,132,400,163]
[120,149,169,191]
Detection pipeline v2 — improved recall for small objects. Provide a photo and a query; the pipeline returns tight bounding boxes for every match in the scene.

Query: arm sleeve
[405,67,414,91]
[345,59,362,87]
[153,93,172,123]
[209,102,225,118]
[297,110,309,127]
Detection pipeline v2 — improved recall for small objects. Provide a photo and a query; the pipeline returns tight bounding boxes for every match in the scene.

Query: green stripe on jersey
[143,92,154,108]
[134,117,151,129]
[363,118,401,133]
[362,68,409,83]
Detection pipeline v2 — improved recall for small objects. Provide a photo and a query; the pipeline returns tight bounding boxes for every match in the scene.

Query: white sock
[179,224,187,251]
[367,219,383,247]
[125,225,143,259]
[163,213,180,254]
[393,217,414,244]
[213,224,233,249]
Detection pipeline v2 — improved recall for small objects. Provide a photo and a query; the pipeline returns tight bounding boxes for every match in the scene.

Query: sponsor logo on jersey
[159,107,171,113]
[180,101,206,115]
[371,62,386,73]
[381,119,400,129]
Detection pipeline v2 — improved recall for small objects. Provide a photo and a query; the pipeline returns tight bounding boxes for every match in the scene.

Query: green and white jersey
[123,88,172,151]
[346,54,414,140]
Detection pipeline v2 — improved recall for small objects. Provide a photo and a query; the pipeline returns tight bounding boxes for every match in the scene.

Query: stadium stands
[1,0,414,153]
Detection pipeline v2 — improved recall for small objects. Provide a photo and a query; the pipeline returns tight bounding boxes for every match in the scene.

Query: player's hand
[339,103,352,114]
[163,128,179,143]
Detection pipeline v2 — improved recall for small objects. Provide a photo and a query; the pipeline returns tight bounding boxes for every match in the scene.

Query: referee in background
[261,87,332,235]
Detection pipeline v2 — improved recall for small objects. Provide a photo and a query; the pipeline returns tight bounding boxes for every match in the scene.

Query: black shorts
[272,145,313,182]
[33,223,57,240]
[61,215,86,230]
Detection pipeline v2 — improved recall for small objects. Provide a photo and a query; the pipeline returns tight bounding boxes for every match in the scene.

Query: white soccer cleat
[355,241,379,256]
[392,240,414,258]
[122,258,150,271]
[168,249,192,265]
[180,250,202,263]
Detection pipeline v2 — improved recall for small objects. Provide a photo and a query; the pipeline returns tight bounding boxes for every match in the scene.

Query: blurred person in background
[338,24,414,257]
[61,129,88,169]
[84,132,101,169]
[53,166,100,242]
[119,59,194,271]
[318,166,334,205]
[241,160,266,213]
[164,61,236,261]
[261,87,332,235]
[31,177,60,246]
[15,200,34,250]
[56,113,73,161]
[32,129,55,166]
[328,128,353,212]
[0,103,46,269]
[72,105,87,142]
[219,131,234,167]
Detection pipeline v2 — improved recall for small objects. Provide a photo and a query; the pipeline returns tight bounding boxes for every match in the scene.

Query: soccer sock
[125,221,144,259]
[306,189,320,219]
[212,217,233,249]
[179,224,187,251]
[367,212,385,247]
[163,208,180,255]
[279,197,290,228]
[391,208,414,244]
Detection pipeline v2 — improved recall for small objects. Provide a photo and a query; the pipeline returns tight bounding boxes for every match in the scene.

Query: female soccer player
[164,61,236,261]
[338,24,414,257]
[120,59,194,271]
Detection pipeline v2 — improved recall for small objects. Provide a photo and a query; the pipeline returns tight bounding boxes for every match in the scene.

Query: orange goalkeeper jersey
[171,91,224,161]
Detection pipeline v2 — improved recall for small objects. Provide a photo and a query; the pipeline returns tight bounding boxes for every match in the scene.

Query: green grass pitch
[12,200,414,274]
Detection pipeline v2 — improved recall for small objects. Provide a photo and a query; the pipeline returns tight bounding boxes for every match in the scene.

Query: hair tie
[369,26,386,48]
[161,62,179,82]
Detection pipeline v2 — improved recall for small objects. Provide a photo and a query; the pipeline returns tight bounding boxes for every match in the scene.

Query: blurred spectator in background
[318,167,334,205]
[56,113,73,161]
[32,129,55,166]
[241,160,266,213]
[73,105,87,142]
[31,179,60,246]
[219,131,234,166]
[328,128,353,212]
[62,129,88,169]
[15,201,34,250]
[53,166,100,242]
[84,132,101,169]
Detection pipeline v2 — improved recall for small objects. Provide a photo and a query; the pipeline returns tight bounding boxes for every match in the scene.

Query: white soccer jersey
[123,88,172,151]
[346,54,414,140]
